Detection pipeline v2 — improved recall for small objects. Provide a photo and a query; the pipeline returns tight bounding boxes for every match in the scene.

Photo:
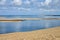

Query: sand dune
[0,27,60,40]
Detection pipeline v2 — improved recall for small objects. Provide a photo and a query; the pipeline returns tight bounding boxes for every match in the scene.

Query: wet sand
[0,27,60,40]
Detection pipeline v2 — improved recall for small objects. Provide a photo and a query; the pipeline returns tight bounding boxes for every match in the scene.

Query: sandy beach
[0,27,60,40]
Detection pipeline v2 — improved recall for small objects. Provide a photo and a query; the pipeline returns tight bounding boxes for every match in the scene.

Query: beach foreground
[0,27,60,40]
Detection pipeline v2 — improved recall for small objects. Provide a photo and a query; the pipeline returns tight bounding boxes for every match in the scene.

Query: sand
[0,27,60,40]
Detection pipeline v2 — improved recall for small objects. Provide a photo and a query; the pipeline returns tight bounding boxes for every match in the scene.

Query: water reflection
[0,22,6,33]
[0,15,60,34]
[0,19,60,34]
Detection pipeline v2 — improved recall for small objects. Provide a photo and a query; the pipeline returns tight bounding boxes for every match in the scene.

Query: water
[0,15,60,34]
[0,0,60,34]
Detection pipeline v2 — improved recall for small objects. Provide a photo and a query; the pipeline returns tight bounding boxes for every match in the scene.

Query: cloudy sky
[0,0,60,15]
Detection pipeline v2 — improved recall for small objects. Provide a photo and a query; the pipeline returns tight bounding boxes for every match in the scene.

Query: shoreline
[0,27,60,40]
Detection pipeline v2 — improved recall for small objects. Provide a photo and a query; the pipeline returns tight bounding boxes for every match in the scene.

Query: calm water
[0,0,60,34]
[0,15,60,34]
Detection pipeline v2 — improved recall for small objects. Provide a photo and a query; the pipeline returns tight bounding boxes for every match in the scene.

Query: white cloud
[40,0,60,9]
[44,0,52,5]
[52,0,59,4]
[13,0,22,5]
[18,8,31,11]
[24,0,31,5]
[0,0,6,5]
[31,0,36,2]
[39,9,60,11]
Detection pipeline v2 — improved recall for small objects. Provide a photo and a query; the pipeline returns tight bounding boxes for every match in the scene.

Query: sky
[0,0,60,15]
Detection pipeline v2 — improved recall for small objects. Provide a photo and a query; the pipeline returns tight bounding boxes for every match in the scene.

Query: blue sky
[0,0,60,15]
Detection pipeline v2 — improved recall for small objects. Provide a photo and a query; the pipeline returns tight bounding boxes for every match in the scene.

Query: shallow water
[0,15,60,34]
[0,0,60,34]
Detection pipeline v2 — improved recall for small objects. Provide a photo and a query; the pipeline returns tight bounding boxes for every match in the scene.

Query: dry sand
[0,27,60,40]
